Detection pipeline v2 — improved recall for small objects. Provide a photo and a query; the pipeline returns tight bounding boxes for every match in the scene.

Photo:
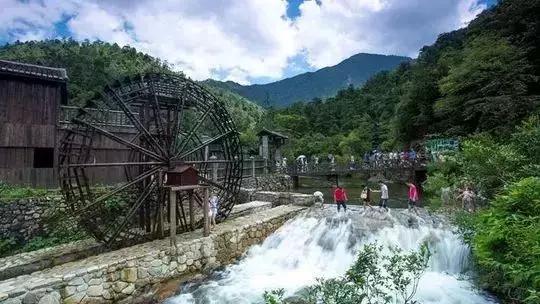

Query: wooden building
[0,60,68,187]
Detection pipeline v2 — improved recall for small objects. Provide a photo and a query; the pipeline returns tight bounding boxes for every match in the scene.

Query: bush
[473,177,540,303]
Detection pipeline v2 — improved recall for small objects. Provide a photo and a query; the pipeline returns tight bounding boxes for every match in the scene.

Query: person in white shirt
[208,193,219,229]
[372,181,389,211]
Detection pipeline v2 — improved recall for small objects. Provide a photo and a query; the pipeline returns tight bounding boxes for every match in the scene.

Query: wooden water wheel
[58,73,242,245]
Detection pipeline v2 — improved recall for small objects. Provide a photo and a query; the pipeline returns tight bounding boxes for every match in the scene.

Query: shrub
[473,177,540,303]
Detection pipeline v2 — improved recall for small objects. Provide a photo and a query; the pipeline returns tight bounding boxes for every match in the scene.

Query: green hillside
[0,40,263,147]
[265,0,540,158]
[204,53,410,107]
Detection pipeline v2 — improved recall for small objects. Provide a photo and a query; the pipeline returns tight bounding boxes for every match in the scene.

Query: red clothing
[333,187,348,202]
[408,184,419,202]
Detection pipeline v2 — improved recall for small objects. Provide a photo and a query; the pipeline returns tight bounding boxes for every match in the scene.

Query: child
[208,193,219,229]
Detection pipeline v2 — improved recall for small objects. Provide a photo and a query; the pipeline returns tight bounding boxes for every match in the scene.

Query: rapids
[165,207,497,304]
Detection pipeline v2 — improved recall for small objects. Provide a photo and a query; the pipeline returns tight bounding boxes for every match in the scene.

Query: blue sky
[0,0,498,84]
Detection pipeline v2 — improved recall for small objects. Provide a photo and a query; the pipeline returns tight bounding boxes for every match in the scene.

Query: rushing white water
[166,209,497,304]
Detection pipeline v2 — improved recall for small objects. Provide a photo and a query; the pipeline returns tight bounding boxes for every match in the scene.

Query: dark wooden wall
[0,75,62,187]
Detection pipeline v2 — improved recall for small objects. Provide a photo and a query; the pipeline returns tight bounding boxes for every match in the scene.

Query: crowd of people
[361,149,426,168]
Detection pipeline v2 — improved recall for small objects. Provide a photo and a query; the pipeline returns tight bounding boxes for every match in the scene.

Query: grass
[0,181,57,201]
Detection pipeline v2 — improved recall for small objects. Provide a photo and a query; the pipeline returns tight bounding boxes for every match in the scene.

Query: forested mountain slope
[204,53,409,107]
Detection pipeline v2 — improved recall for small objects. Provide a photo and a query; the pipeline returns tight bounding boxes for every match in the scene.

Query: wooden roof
[0,60,68,82]
[257,128,288,139]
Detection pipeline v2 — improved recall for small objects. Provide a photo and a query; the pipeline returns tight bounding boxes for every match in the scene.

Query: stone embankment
[0,196,65,243]
[0,203,306,304]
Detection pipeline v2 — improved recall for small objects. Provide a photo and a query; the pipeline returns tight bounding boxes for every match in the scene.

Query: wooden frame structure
[58,72,242,245]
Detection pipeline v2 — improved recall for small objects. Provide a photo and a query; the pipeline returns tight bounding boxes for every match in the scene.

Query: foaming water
[166,210,496,304]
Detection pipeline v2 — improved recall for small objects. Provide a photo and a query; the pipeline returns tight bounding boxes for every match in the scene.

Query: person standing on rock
[373,181,389,211]
[360,184,373,209]
[407,181,419,214]
[333,185,348,213]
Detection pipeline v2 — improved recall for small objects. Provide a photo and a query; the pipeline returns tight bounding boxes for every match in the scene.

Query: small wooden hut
[257,128,288,162]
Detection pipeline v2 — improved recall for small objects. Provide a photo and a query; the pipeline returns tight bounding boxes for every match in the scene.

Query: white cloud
[0,0,78,41]
[63,0,298,84]
[295,0,486,69]
[0,0,487,83]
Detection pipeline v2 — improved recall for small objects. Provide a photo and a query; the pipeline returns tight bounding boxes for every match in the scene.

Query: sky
[0,0,498,85]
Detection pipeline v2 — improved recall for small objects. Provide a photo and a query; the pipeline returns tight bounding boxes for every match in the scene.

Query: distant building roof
[257,128,288,139]
[0,60,68,82]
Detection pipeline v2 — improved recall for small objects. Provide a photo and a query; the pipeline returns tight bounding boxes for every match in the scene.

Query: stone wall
[0,196,64,244]
[240,174,292,193]
[0,205,305,304]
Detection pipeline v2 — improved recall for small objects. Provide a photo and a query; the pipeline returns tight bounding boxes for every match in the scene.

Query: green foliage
[425,116,540,208]
[473,177,540,303]
[0,237,17,257]
[263,289,285,304]
[0,181,50,200]
[264,243,431,304]
[425,117,540,303]
[437,34,537,136]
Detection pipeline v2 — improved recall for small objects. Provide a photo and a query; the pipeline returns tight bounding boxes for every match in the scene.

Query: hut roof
[257,128,288,139]
[0,60,68,82]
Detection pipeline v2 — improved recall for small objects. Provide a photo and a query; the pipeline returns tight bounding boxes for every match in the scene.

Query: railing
[287,157,428,176]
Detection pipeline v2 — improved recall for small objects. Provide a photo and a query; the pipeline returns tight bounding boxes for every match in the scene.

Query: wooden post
[250,156,256,178]
[264,158,268,175]
[210,155,218,181]
[158,173,164,238]
[189,190,195,231]
[203,187,210,236]
[169,189,177,247]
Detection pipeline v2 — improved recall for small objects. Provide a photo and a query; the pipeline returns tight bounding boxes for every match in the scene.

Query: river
[164,207,497,304]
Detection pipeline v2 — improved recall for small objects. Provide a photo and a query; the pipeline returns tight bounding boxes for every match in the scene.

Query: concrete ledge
[0,205,305,304]
[251,191,315,207]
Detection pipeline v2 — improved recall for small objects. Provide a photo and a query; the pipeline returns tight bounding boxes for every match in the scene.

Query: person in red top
[407,181,419,214]
[333,185,348,212]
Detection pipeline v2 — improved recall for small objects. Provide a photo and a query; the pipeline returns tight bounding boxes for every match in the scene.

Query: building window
[33,148,54,168]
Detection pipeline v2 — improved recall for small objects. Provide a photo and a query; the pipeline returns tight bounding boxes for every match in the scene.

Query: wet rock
[37,292,60,304]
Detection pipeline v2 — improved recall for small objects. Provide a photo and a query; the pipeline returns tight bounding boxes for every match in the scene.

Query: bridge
[284,158,429,187]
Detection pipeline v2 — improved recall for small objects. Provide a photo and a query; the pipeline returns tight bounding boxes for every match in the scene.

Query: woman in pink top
[407,182,419,213]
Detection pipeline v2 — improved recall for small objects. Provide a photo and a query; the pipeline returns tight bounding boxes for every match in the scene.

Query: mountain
[204,53,410,107]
